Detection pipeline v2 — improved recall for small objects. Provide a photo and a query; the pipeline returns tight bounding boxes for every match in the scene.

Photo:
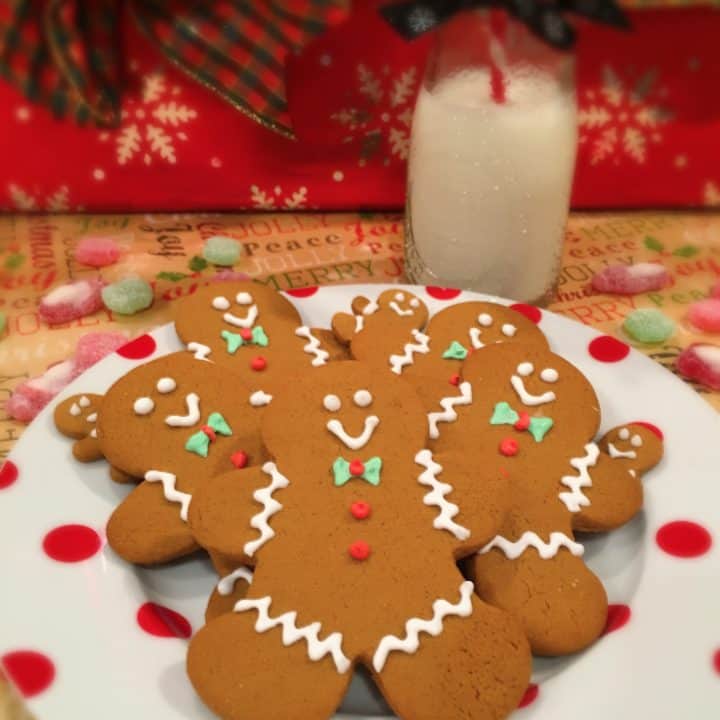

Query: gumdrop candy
[623,309,675,344]
[687,299,720,334]
[203,236,241,267]
[211,269,251,283]
[6,359,79,422]
[38,279,105,325]
[74,332,128,372]
[710,281,720,299]
[676,344,720,390]
[74,236,121,267]
[592,263,670,295]
[102,277,153,315]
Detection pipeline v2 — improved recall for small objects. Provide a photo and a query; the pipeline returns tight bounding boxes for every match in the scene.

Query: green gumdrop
[203,236,241,267]
[102,277,154,315]
[623,308,675,344]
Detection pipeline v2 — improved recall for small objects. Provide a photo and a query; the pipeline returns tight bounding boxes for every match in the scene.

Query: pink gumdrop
[74,332,127,372]
[211,270,251,283]
[6,359,79,422]
[676,344,720,390]
[39,279,104,325]
[687,299,720,334]
[711,281,720,299]
[592,263,670,295]
[74,236,121,268]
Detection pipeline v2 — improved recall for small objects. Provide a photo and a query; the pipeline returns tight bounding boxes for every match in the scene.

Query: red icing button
[514,412,530,431]
[240,328,253,341]
[0,460,18,490]
[425,286,461,300]
[510,303,541,324]
[201,425,216,442]
[286,286,318,298]
[231,451,248,469]
[136,602,192,639]
[350,501,371,520]
[499,437,519,457]
[517,683,539,708]
[630,421,663,440]
[588,335,630,363]
[250,356,267,371]
[42,524,102,562]
[1,650,55,698]
[349,460,365,476]
[116,334,157,359]
[656,520,712,558]
[449,373,460,386]
[349,541,371,561]
[603,604,631,635]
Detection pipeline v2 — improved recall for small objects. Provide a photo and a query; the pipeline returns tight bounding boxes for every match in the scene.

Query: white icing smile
[327,415,380,450]
[165,393,201,427]
[389,301,414,317]
[608,443,637,459]
[510,362,557,406]
[213,292,259,328]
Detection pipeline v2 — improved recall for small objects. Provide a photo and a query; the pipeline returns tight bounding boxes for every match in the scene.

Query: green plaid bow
[333,457,382,487]
[490,402,553,443]
[185,412,232,457]
[221,327,269,354]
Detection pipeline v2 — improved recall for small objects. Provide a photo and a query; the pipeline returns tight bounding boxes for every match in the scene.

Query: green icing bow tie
[185,412,232,457]
[442,340,468,360]
[221,326,269,354]
[333,457,382,487]
[490,401,553,443]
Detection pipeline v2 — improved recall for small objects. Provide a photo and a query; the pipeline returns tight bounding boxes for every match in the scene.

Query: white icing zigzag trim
[234,595,351,674]
[427,381,473,440]
[187,342,212,361]
[372,580,474,673]
[389,329,430,375]
[295,326,330,367]
[145,470,192,522]
[415,450,470,541]
[243,462,290,557]
[217,567,254,596]
[558,443,600,512]
[479,531,584,560]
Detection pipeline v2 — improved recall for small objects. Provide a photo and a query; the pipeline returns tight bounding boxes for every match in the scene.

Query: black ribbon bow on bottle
[380,0,630,50]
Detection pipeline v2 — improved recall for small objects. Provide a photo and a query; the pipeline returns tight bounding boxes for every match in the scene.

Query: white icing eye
[86,413,97,423]
[353,390,373,407]
[156,377,177,394]
[395,292,405,301]
[631,434,643,447]
[79,396,91,408]
[540,368,559,383]
[69,403,81,416]
[478,313,493,327]
[323,394,342,412]
[236,292,252,305]
[212,296,230,311]
[133,397,154,415]
[501,323,517,337]
[410,298,420,308]
[517,362,534,377]
[619,428,630,440]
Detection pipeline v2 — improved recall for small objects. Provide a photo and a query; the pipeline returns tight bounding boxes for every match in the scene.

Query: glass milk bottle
[404,10,577,304]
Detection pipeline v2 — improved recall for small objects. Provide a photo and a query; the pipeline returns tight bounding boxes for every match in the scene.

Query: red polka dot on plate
[510,303,542,324]
[137,602,192,639]
[656,520,712,558]
[42,524,102,562]
[285,286,318,298]
[603,604,631,635]
[425,286,461,300]
[713,649,720,675]
[517,683,539,708]
[588,335,630,363]
[0,460,18,490]
[116,334,156,359]
[1,650,55,698]
[630,421,663,440]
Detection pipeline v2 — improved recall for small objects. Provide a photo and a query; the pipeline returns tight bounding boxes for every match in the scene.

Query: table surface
[1,209,719,715]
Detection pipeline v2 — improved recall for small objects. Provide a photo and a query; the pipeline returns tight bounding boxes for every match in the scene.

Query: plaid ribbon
[0,0,348,137]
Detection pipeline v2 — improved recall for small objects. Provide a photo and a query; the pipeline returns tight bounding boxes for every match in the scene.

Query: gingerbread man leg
[373,594,530,720]
[188,612,352,720]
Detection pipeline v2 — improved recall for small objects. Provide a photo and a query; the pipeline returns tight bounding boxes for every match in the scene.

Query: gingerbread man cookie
[53,393,104,463]
[187,361,530,720]
[430,342,663,656]
[98,352,265,565]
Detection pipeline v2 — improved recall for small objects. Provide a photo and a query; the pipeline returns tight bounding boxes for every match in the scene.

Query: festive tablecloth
[1,208,719,714]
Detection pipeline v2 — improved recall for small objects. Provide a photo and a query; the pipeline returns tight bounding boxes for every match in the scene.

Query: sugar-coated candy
[74,332,128,372]
[592,263,670,295]
[74,236,121,267]
[6,359,79,422]
[203,235,241,267]
[687,298,720,334]
[211,269,251,282]
[102,277,153,315]
[38,278,105,325]
[623,308,675,344]
[710,280,720,299]
[676,344,720,390]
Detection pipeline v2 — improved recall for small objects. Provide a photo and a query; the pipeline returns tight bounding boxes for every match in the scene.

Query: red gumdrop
[74,332,128,372]
[251,356,267,371]
[591,262,670,295]
[38,279,104,325]
[350,501,371,520]
[499,437,519,457]
[74,236,121,267]
[240,328,253,341]
[687,299,720,334]
[676,344,720,390]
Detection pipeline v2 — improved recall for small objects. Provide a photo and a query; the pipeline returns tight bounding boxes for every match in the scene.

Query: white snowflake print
[331,63,418,166]
[5,183,77,211]
[704,181,720,207]
[250,185,309,210]
[407,6,436,34]
[100,72,198,166]
[579,66,673,166]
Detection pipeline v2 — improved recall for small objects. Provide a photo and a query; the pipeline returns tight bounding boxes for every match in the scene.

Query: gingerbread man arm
[572,423,663,533]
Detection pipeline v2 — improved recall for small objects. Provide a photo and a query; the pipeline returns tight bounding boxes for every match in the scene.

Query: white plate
[1,284,718,719]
